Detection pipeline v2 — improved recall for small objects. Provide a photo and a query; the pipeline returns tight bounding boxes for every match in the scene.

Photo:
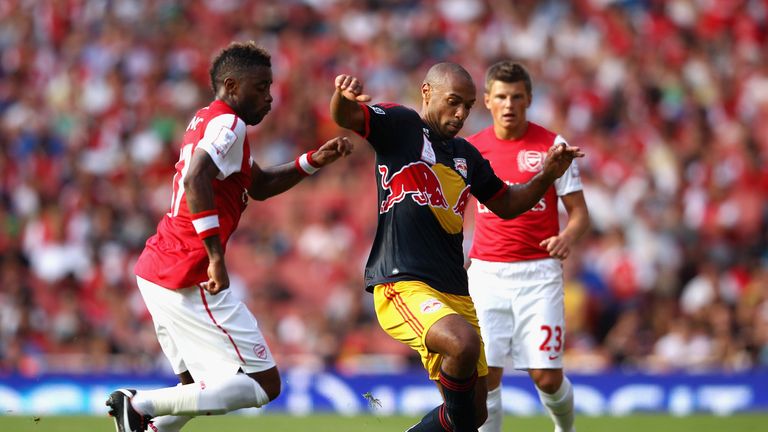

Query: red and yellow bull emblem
[379,162,472,234]
[379,162,449,213]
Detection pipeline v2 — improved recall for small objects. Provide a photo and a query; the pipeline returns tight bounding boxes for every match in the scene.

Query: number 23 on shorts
[539,324,563,355]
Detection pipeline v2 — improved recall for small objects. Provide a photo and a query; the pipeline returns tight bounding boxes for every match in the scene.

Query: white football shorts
[136,276,275,382]
[467,258,565,370]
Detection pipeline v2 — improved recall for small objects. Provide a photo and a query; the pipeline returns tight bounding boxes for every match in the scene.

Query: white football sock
[479,385,502,432]
[133,374,270,417]
[537,375,575,432]
[147,415,193,432]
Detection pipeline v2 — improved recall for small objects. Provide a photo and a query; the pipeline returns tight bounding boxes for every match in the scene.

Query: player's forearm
[560,205,590,245]
[488,171,556,219]
[248,162,305,201]
[201,235,225,262]
[330,90,364,133]
[185,175,225,261]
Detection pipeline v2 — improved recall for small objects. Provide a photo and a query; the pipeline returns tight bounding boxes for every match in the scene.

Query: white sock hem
[538,375,571,402]
[479,386,503,432]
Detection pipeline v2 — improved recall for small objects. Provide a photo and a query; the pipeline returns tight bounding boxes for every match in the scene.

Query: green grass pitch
[0,414,766,432]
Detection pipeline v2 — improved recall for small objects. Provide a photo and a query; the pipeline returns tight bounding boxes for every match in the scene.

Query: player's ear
[421,83,431,103]
[223,76,239,97]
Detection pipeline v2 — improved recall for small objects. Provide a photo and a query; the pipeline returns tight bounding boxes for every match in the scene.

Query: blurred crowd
[0,0,767,377]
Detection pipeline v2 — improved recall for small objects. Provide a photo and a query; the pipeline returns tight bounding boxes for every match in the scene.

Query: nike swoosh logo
[548,355,559,360]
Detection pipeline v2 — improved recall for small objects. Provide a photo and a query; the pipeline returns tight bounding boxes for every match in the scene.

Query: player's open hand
[542,143,584,181]
[312,136,354,166]
[335,74,371,103]
[204,258,229,295]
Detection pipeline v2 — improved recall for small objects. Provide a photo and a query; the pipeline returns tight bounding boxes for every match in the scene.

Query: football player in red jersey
[466,61,590,432]
[106,41,352,432]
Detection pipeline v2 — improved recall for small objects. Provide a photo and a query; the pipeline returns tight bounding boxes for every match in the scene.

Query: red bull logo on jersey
[420,298,444,314]
[379,162,474,234]
[453,158,467,178]
[379,162,449,213]
[452,186,472,216]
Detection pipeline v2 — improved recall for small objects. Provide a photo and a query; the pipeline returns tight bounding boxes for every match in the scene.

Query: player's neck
[420,115,450,141]
[494,120,528,141]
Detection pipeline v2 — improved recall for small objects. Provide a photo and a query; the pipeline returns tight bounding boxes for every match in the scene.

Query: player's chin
[444,123,462,137]
[248,109,270,125]
[244,115,261,126]
[500,117,516,127]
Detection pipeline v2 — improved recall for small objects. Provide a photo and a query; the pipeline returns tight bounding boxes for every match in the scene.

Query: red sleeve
[359,103,370,139]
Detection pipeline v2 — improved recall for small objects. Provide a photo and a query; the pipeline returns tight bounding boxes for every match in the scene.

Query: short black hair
[209,41,271,93]
[424,62,474,88]
[485,61,531,95]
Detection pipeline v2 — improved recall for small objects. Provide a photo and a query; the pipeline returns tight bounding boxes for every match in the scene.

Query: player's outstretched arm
[484,143,585,219]
[247,136,353,201]
[330,74,371,135]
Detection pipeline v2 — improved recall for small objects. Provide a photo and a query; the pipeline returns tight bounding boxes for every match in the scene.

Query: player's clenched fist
[204,257,229,295]
[335,74,371,103]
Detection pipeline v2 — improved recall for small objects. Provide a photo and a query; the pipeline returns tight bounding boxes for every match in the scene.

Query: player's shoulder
[192,100,246,135]
[369,102,418,118]
[526,121,559,144]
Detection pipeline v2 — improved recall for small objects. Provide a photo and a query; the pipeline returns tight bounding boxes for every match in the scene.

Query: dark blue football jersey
[358,103,505,295]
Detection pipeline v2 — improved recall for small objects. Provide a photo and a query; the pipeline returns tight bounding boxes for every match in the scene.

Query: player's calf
[129,373,270,417]
[440,369,482,431]
[405,405,452,432]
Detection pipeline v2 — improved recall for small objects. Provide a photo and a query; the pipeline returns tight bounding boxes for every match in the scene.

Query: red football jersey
[467,122,582,262]
[135,100,252,289]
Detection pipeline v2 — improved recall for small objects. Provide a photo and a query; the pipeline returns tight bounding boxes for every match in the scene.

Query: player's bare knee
[449,333,481,371]
[456,326,481,359]
[460,332,481,362]
[251,375,281,401]
[247,368,282,401]
[533,371,563,394]
[263,379,281,401]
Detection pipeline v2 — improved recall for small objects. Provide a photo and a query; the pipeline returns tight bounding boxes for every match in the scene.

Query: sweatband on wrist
[295,150,320,176]
[191,210,220,239]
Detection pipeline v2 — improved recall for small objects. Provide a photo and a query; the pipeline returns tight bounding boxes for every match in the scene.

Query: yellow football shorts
[373,280,488,380]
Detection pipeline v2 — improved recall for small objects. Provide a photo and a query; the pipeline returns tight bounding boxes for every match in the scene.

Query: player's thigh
[154,320,187,374]
[137,277,275,381]
[467,260,515,367]
[373,281,457,379]
[374,281,488,380]
[137,277,188,374]
[184,286,276,381]
[510,260,565,369]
